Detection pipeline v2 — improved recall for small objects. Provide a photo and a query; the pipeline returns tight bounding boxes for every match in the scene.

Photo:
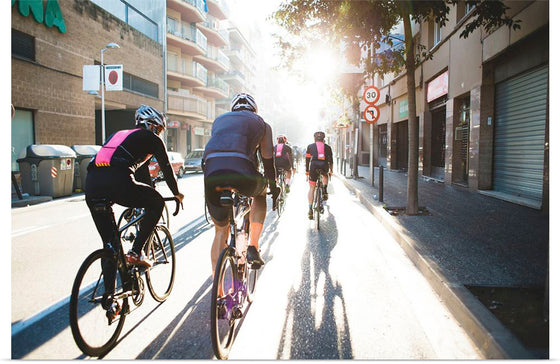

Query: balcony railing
[168,90,209,118]
[183,0,206,14]
[207,76,229,94]
[194,62,208,83]
[167,18,208,51]
[206,46,230,69]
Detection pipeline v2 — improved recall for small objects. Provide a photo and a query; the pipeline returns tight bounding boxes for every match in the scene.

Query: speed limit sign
[364,104,380,124]
[363,86,380,105]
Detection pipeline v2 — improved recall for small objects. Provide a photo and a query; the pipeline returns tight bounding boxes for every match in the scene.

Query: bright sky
[227,0,343,147]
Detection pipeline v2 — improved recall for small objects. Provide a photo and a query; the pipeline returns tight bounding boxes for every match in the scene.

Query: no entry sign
[104,64,123,91]
[364,104,380,124]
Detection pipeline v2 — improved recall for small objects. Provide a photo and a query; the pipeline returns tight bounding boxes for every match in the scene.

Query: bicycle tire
[69,249,127,357]
[145,225,176,302]
[211,247,237,360]
[314,182,322,230]
[246,265,258,303]
[159,203,170,229]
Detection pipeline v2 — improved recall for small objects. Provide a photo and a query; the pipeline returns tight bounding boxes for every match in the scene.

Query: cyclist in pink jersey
[273,135,294,193]
[305,131,333,219]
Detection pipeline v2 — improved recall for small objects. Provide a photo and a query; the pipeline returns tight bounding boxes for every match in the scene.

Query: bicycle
[210,187,258,359]
[311,169,328,230]
[276,168,288,217]
[117,203,170,246]
[69,197,181,357]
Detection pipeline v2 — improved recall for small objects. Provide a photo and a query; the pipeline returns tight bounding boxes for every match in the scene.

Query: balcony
[221,70,245,89]
[166,26,207,56]
[193,47,229,73]
[198,15,228,47]
[195,77,229,99]
[167,90,209,120]
[167,60,207,88]
[206,0,228,20]
[167,0,206,23]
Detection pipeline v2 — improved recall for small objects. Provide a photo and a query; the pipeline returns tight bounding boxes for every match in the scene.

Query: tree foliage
[273,0,520,78]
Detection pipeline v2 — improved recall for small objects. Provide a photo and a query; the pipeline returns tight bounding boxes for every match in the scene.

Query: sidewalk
[336,165,549,359]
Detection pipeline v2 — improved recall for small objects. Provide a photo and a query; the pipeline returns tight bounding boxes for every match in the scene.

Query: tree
[273,0,520,215]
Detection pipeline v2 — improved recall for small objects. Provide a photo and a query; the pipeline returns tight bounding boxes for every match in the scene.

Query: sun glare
[304,46,340,86]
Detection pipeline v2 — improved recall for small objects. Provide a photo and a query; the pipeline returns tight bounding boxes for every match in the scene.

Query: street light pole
[100,42,120,144]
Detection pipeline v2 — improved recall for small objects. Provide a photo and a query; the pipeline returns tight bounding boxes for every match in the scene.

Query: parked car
[148,151,186,179]
[183,148,204,173]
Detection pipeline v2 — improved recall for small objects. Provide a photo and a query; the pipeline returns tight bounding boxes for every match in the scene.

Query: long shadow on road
[276,206,353,359]
[11,214,213,359]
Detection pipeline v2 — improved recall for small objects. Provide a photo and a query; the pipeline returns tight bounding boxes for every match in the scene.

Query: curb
[336,174,534,359]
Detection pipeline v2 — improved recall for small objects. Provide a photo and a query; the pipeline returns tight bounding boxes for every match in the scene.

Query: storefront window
[12,109,34,171]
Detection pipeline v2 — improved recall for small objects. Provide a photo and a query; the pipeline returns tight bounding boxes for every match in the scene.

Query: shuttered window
[493,66,548,205]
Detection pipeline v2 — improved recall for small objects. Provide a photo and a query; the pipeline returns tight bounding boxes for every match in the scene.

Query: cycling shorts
[308,161,330,184]
[274,157,291,172]
[204,157,267,224]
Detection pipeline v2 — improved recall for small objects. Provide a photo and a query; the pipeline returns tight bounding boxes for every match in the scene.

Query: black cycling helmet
[277,135,287,144]
[314,131,325,141]
[135,105,167,130]
[231,93,258,113]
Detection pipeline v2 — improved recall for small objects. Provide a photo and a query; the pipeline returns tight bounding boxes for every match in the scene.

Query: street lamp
[100,42,120,143]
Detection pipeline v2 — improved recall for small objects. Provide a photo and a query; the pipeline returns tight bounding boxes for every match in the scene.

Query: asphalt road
[11,170,482,359]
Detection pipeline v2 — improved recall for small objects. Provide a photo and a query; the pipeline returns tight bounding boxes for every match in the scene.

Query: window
[168,52,178,72]
[434,23,442,46]
[12,29,35,61]
[122,73,158,98]
[457,1,475,22]
[12,109,35,171]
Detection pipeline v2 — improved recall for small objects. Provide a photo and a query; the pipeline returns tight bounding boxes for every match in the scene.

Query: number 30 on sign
[363,86,380,104]
[364,104,380,124]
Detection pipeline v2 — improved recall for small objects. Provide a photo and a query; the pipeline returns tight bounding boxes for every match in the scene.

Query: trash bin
[71,145,101,193]
[17,144,76,198]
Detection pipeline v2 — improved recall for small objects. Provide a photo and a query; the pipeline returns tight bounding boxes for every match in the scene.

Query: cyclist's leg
[308,165,319,218]
[112,177,164,258]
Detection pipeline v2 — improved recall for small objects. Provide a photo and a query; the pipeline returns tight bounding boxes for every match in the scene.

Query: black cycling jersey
[305,141,333,173]
[88,127,179,195]
[273,143,293,170]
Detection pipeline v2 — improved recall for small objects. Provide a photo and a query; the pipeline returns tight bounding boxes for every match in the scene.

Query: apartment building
[356,1,548,210]
[11,0,165,173]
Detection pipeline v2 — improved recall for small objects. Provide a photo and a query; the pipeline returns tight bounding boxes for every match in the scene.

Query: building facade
[12,0,165,171]
[357,0,548,211]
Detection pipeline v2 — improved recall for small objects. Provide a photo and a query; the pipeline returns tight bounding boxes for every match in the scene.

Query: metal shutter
[493,66,547,205]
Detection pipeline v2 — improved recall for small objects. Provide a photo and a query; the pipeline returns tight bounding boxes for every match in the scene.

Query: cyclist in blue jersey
[85,105,185,268]
[203,93,280,273]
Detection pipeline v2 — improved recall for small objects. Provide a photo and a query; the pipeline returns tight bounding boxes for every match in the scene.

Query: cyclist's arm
[151,135,180,196]
[134,162,153,187]
[305,145,312,173]
[260,123,277,183]
[326,144,334,173]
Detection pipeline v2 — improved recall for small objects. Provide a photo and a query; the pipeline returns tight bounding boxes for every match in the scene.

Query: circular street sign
[364,104,380,124]
[363,86,380,105]
[108,70,119,85]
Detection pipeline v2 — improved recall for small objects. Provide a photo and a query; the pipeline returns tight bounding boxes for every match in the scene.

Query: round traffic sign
[108,70,119,85]
[363,86,380,104]
[364,104,380,124]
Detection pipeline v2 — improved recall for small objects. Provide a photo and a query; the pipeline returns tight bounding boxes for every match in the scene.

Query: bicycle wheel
[145,225,176,302]
[211,248,237,359]
[314,183,322,230]
[69,249,127,357]
[159,203,170,229]
[246,265,258,303]
[277,186,285,217]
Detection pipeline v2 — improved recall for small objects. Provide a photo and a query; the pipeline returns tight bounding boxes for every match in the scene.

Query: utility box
[71,145,101,192]
[17,145,76,198]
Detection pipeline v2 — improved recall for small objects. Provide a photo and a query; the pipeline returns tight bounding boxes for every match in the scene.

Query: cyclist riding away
[305,131,333,219]
[273,135,293,193]
[85,105,185,268]
[203,93,280,273]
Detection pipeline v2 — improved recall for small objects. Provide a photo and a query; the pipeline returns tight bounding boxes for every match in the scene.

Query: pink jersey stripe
[316,142,325,160]
[95,128,139,166]
[275,143,284,157]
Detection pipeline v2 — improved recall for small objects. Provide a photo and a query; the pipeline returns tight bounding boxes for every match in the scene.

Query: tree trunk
[401,8,419,215]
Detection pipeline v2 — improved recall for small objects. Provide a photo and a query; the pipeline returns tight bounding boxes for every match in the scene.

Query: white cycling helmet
[135,105,167,130]
[231,93,258,113]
